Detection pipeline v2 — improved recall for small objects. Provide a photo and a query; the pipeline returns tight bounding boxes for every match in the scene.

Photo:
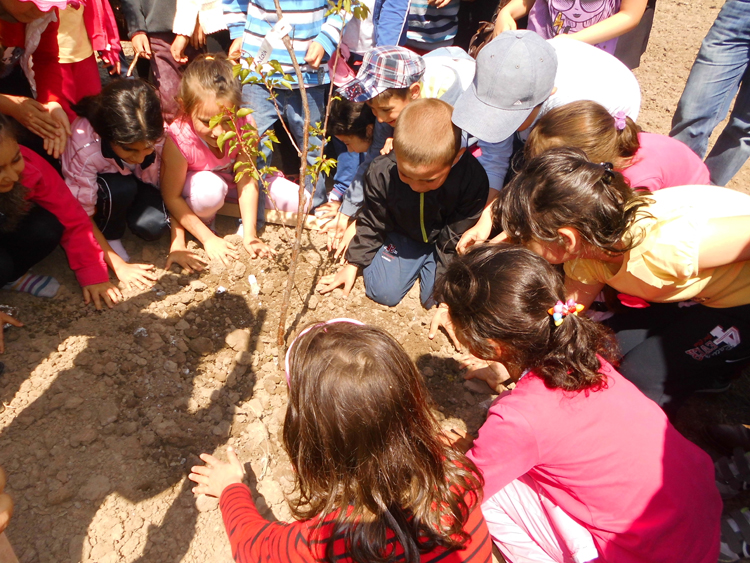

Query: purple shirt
[527,0,620,54]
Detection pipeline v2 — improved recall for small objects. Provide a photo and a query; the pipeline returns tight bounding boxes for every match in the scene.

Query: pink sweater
[20,146,108,287]
[62,117,163,216]
[467,358,721,563]
[622,132,710,192]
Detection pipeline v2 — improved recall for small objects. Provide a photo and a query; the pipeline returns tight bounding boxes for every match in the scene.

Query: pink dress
[467,358,721,563]
[622,132,710,192]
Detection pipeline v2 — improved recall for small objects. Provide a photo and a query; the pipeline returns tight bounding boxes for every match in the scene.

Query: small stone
[188,337,214,355]
[195,494,219,513]
[235,351,253,366]
[164,360,178,373]
[104,362,118,376]
[225,329,251,352]
[232,261,246,277]
[190,280,207,292]
[98,401,119,426]
[78,475,111,501]
[70,427,98,448]
[307,295,319,310]
[48,484,75,505]
[184,327,201,339]
[421,366,434,377]
[175,319,190,331]
[212,420,231,437]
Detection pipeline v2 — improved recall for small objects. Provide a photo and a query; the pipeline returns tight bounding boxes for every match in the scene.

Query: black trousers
[0,206,63,285]
[95,173,168,241]
[606,301,750,416]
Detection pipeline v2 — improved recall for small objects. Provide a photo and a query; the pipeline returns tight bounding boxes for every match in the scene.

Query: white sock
[107,239,130,262]
[3,273,60,298]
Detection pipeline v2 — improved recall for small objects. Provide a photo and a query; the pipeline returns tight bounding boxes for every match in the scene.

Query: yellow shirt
[564,185,750,308]
[57,5,93,64]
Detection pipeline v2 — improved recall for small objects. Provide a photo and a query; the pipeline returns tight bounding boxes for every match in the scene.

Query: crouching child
[317,98,488,307]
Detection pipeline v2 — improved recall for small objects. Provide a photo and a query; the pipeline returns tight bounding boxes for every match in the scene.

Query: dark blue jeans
[362,232,438,308]
[670,0,750,186]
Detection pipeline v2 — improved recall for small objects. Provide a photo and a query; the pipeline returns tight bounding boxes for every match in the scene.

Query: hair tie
[613,111,627,131]
[598,161,615,185]
[548,299,584,326]
[284,318,365,385]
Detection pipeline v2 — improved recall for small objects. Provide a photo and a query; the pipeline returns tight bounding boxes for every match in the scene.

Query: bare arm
[567,0,648,45]
[90,219,158,289]
[564,276,605,310]
[698,216,750,270]
[235,158,274,258]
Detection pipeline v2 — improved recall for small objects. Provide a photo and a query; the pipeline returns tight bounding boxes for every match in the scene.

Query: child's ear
[452,147,466,166]
[365,123,374,140]
[409,82,421,99]
[558,227,582,253]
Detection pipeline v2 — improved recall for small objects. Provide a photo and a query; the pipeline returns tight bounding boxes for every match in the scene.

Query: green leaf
[236,107,253,118]
[280,80,293,90]
[232,65,242,78]
[208,115,223,129]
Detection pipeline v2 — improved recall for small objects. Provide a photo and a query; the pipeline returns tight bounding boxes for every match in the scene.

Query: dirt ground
[2,1,750,561]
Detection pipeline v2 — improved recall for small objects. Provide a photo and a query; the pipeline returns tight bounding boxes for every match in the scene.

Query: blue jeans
[242,83,328,224]
[362,232,437,308]
[670,0,750,186]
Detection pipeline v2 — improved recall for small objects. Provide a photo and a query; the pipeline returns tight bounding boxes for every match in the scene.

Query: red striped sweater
[219,483,492,563]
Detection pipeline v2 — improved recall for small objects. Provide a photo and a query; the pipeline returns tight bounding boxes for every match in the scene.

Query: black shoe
[708,424,750,455]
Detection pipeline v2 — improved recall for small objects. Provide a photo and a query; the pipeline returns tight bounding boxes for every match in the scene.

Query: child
[406,0,461,52]
[453,30,641,195]
[189,320,492,563]
[525,100,710,192]
[494,147,750,412]
[62,79,167,290]
[0,114,120,309]
[494,0,647,55]
[317,98,488,307]
[436,244,721,563]
[161,54,272,271]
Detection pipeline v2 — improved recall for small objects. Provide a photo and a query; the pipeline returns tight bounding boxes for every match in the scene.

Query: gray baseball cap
[453,31,557,144]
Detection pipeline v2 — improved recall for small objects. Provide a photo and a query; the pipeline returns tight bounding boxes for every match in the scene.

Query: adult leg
[482,474,599,563]
[670,0,750,159]
[362,233,435,307]
[126,181,169,241]
[95,173,139,240]
[0,206,63,285]
[606,302,750,416]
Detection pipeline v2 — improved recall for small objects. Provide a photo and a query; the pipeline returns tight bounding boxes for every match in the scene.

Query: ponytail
[615,115,640,160]
[435,244,618,392]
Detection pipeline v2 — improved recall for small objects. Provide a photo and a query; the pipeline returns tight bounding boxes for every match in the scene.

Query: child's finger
[227,446,244,472]
[199,452,220,466]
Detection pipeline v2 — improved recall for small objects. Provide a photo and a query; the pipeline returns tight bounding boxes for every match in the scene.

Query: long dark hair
[329,98,375,140]
[72,79,163,146]
[435,244,619,392]
[0,114,30,231]
[494,148,653,255]
[283,322,482,563]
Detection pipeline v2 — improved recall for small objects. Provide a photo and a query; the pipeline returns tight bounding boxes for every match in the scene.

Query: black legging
[605,301,750,417]
[0,205,63,285]
[95,173,169,241]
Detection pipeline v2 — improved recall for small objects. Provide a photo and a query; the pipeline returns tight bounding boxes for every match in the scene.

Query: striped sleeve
[314,8,344,56]
[222,0,249,39]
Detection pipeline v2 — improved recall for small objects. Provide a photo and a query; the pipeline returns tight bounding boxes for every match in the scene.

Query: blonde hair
[177,53,242,116]
[393,98,460,167]
[525,101,641,169]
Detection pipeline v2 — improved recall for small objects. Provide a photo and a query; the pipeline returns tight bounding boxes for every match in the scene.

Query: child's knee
[183,171,229,221]
[364,280,405,307]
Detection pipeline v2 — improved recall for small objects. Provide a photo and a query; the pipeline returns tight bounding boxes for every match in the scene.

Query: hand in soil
[441,428,475,453]
[428,306,462,351]
[243,237,276,259]
[315,200,340,221]
[166,249,207,273]
[189,446,245,498]
[0,466,13,534]
[204,236,239,266]
[324,213,351,253]
[114,261,158,290]
[82,282,122,310]
[333,221,356,263]
[0,312,22,354]
[460,356,511,394]
[317,263,357,297]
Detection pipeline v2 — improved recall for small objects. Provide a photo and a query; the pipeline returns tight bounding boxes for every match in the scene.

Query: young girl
[161,54,272,272]
[494,0,647,56]
[0,114,120,309]
[525,100,710,192]
[62,78,168,290]
[188,320,492,563]
[436,244,721,563]
[494,147,750,411]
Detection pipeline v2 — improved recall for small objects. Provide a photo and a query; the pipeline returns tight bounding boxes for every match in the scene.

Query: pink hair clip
[613,111,627,131]
[548,299,585,327]
[284,318,365,385]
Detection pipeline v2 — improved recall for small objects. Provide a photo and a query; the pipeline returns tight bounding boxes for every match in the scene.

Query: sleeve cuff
[75,263,110,288]
[339,199,359,217]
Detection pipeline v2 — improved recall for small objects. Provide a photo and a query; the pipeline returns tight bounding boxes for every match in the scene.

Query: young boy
[317,98,488,307]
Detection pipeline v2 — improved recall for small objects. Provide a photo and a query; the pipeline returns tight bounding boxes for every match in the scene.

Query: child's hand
[317,263,357,297]
[460,356,511,393]
[325,213,352,252]
[380,138,394,156]
[0,466,13,534]
[114,262,158,290]
[204,236,240,266]
[442,428,475,453]
[189,446,245,498]
[243,236,276,259]
[494,8,518,36]
[0,312,22,355]
[171,35,190,63]
[83,282,122,310]
[456,222,491,255]
[333,221,356,263]
[166,249,207,274]
[131,32,153,59]
[304,41,326,69]
[228,37,243,64]
[428,304,462,351]
[316,201,341,221]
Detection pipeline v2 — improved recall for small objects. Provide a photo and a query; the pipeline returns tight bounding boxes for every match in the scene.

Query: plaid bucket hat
[340,46,426,103]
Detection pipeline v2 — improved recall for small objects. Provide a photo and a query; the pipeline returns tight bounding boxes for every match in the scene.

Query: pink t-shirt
[167,115,254,175]
[622,132,710,192]
[467,359,720,563]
